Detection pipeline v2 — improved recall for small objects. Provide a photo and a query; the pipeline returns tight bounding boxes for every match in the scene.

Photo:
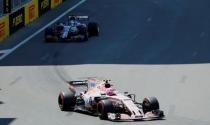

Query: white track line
[0,49,12,54]
[0,0,86,61]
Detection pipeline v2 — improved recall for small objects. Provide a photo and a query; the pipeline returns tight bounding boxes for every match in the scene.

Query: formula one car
[58,78,164,121]
[45,16,99,42]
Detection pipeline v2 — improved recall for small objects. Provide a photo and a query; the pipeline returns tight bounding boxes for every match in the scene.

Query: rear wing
[68,81,88,86]
[68,16,89,21]
[68,80,99,89]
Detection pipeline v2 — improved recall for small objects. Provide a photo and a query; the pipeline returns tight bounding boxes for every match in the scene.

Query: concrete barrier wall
[0,0,65,42]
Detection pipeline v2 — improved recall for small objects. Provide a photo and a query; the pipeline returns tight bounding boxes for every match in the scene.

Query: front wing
[73,105,164,121]
[107,110,164,121]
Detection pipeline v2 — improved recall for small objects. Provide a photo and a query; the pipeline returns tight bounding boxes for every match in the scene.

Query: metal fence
[0,0,32,17]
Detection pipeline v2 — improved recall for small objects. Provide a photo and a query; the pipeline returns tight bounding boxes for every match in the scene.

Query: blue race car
[45,16,99,42]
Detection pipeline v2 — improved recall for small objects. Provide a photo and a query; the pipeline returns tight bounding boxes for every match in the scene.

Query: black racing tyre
[45,27,53,35]
[58,91,76,111]
[88,22,99,36]
[142,97,160,114]
[45,27,58,42]
[97,99,113,120]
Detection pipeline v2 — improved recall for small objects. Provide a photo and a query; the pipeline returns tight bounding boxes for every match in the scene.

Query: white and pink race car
[58,78,164,121]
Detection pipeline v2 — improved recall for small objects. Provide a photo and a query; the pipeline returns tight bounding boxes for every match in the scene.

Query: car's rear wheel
[45,27,58,42]
[58,91,76,111]
[97,99,113,120]
[88,22,99,36]
[142,97,159,114]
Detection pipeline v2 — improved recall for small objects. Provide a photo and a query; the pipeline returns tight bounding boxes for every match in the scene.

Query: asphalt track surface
[0,0,210,125]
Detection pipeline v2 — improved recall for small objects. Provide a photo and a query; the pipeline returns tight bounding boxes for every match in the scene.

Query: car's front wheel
[58,91,76,111]
[142,97,160,114]
[88,22,99,37]
[97,99,113,120]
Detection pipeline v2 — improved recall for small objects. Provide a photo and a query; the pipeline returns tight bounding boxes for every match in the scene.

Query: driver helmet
[105,83,111,88]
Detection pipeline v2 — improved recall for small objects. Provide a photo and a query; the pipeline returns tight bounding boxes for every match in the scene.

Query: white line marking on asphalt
[0,0,86,61]
[0,49,12,54]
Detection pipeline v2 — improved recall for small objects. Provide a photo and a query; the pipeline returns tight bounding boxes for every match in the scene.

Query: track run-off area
[1,0,210,125]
